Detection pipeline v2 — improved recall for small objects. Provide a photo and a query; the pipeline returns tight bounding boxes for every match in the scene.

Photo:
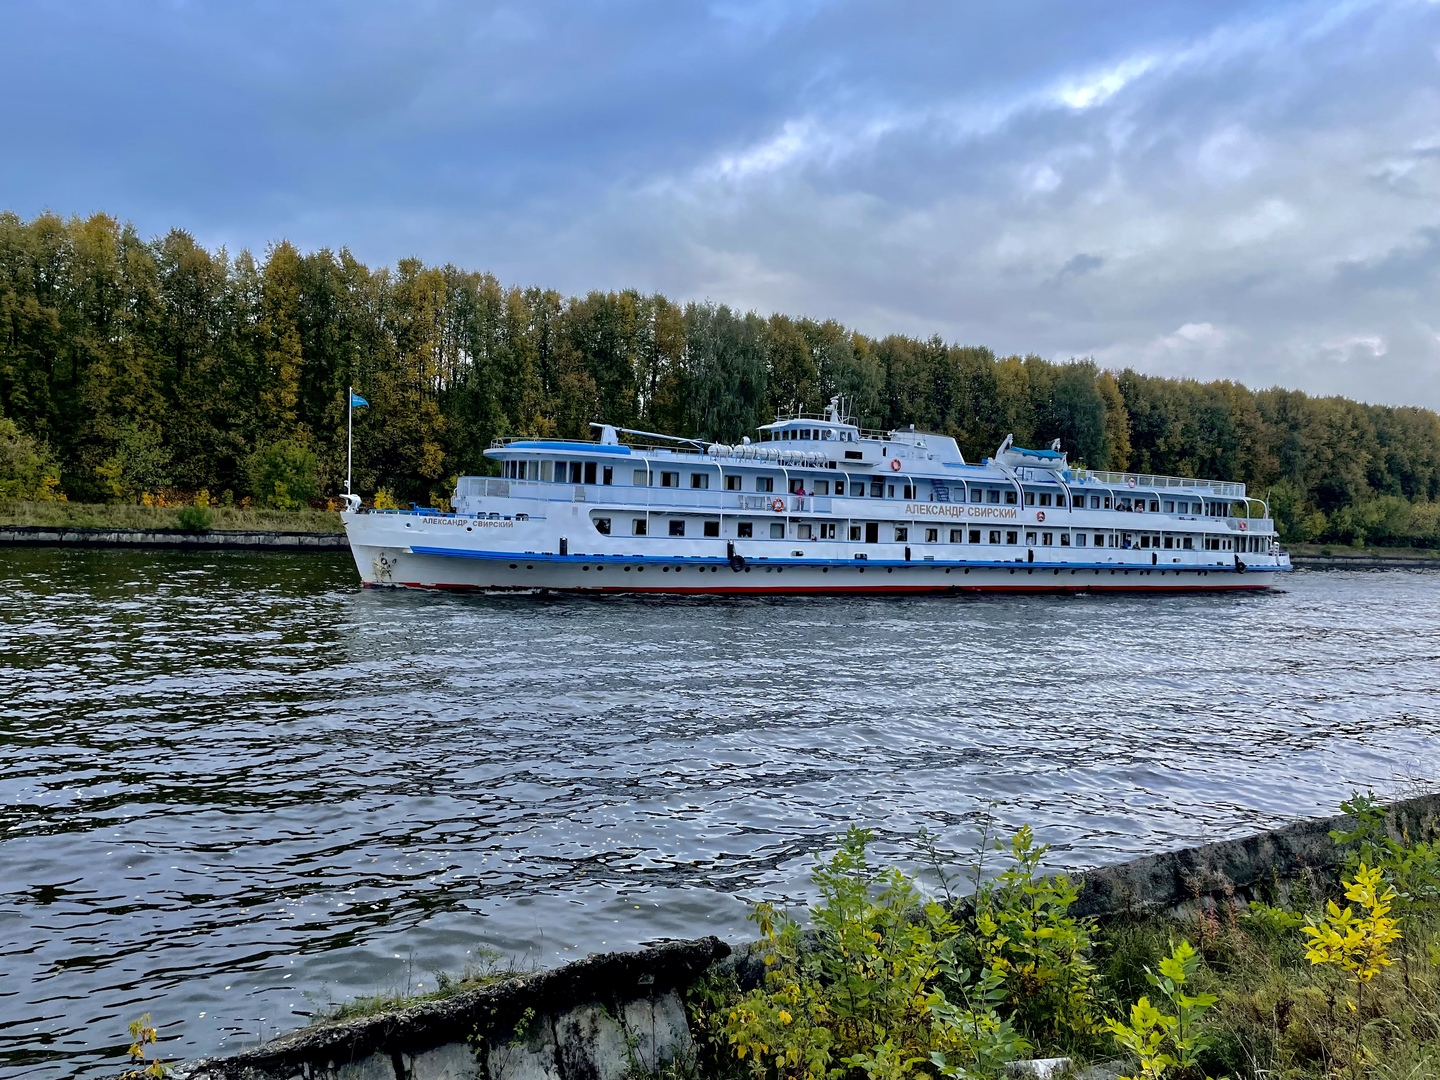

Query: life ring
[1126,476,1137,489]
[771,497,785,512]
[1238,521,1247,531]
[1036,511,1045,523]
[889,457,902,471]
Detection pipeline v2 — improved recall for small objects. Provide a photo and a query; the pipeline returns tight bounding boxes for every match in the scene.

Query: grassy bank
[0,500,344,534]
[684,799,1440,1080]
[1287,542,1440,562]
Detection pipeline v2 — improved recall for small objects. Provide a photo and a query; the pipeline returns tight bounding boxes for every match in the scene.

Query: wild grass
[0,499,344,533]
[305,950,520,1027]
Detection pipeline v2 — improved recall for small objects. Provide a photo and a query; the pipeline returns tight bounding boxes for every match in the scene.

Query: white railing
[1070,469,1246,499]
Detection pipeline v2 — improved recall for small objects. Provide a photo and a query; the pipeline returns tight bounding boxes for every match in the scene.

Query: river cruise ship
[340,401,1290,593]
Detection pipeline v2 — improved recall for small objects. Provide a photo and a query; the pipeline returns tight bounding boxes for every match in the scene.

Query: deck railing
[1069,469,1246,499]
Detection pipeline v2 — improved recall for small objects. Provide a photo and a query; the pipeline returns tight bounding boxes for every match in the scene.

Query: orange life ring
[889,457,902,471]
[1036,511,1046,523]
[771,497,786,512]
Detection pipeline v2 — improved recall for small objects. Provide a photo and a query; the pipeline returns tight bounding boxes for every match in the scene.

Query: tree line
[3,210,1439,546]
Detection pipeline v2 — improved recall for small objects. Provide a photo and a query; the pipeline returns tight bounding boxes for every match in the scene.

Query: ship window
[1038,492,1051,506]
[602,466,613,485]
[1026,531,1037,545]
[661,471,678,488]
[579,462,592,484]
[1005,490,1018,505]
[756,476,774,492]
[950,529,962,543]
[849,525,862,541]
[894,526,908,542]
[771,522,785,538]
[1091,495,1101,509]
[738,521,753,538]
[820,523,836,539]
[870,481,884,498]
[969,529,981,543]
[1094,534,1105,547]
[540,461,553,482]
[1024,492,1035,506]
[886,484,895,499]
[1139,535,1150,549]
[845,449,863,460]
[1073,533,1085,546]
[987,489,1000,504]
[594,517,611,535]
[814,480,829,495]
[852,482,865,497]
[1163,500,1174,513]
[1060,533,1070,546]
[988,530,1001,544]
[1149,499,1159,512]
[1183,537,1194,549]
[669,519,685,536]
[564,462,577,483]
[1042,532,1053,545]
[1103,496,1112,509]
[865,522,879,543]
[704,520,720,537]
[691,473,709,489]
[971,488,984,503]
[633,469,649,486]
[1055,493,1066,507]
[902,484,914,499]
[798,524,813,540]
[725,474,740,491]
[925,528,938,542]
[789,478,804,494]
[633,518,647,536]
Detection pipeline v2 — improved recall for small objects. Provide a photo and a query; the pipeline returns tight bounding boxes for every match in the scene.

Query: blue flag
[350,392,369,408]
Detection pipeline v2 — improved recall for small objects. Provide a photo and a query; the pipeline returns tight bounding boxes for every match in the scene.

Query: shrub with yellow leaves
[1301,863,1402,1077]
[120,1013,170,1079]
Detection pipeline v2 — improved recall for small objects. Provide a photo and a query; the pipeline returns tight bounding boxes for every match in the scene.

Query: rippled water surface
[2,549,1439,1076]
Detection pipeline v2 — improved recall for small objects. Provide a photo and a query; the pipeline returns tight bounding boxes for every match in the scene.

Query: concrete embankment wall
[179,792,1440,1080]
[0,526,347,551]
[1289,554,1438,569]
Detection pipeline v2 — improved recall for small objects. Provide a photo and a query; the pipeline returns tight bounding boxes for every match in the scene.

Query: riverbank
[176,792,1440,1080]
[1287,543,1440,569]
[0,525,348,550]
[0,499,344,533]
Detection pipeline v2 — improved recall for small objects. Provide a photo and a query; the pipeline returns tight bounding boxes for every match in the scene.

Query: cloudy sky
[4,0,1439,407]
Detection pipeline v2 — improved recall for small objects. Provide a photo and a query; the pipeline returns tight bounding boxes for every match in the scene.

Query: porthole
[745,566,751,572]
[822,567,829,573]
[663,567,670,573]
[526,564,533,570]
[624,566,632,572]
[637,566,644,572]
[887,568,893,574]
[466,526,473,532]
[582,566,590,572]
[509,563,518,569]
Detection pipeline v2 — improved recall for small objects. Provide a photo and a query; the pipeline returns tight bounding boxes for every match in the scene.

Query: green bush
[176,505,213,532]
[246,440,319,510]
[94,422,172,501]
[720,827,1033,1080]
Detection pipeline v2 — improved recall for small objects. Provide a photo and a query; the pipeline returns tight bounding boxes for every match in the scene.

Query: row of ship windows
[500,460,1237,514]
[592,517,1263,552]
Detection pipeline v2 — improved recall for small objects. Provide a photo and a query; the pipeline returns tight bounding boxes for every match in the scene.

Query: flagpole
[346,385,353,495]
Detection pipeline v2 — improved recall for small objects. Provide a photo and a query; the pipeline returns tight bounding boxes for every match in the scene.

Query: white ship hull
[343,512,1286,595]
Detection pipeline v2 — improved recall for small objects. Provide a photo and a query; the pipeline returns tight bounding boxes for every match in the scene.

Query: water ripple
[1,549,1438,1076]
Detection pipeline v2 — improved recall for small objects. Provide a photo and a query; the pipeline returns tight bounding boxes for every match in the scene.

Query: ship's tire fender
[729,553,746,572]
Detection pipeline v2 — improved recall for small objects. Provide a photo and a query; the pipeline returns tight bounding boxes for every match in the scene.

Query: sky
[3,0,1439,408]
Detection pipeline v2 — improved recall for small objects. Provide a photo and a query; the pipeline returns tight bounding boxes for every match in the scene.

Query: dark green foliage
[3,210,1440,536]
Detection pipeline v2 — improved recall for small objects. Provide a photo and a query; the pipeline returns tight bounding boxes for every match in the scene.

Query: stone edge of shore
[0,525,347,551]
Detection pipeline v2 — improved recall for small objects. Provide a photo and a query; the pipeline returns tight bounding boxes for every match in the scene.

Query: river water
[1,549,1437,1077]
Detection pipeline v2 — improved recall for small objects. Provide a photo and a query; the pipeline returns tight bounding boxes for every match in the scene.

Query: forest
[2,210,1439,546]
